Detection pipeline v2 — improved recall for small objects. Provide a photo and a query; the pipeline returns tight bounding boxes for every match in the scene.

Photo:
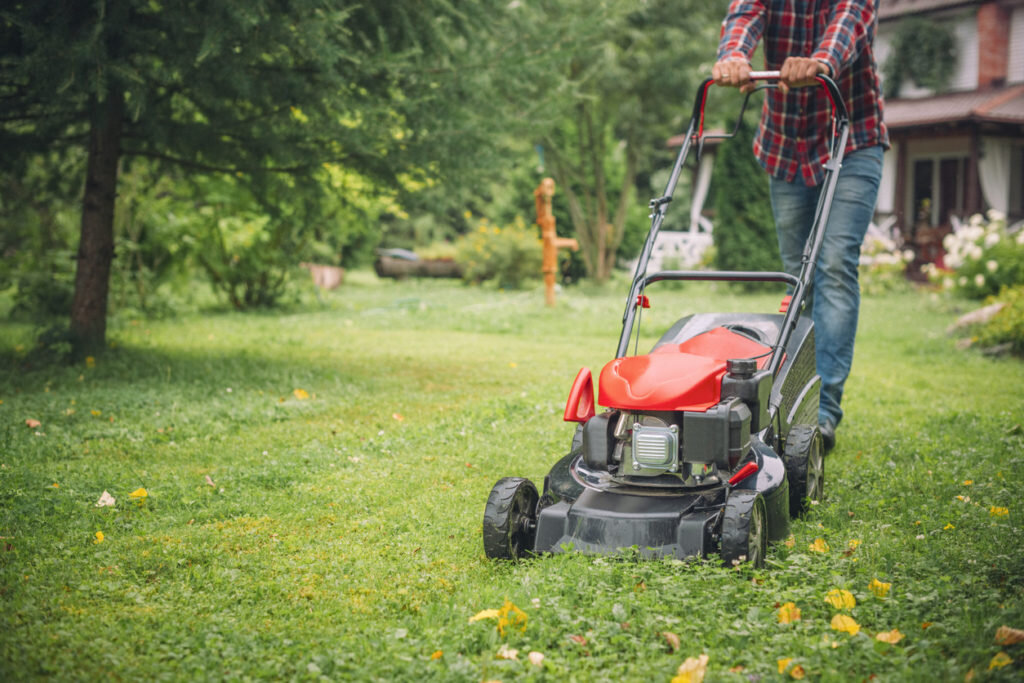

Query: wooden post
[534,177,578,307]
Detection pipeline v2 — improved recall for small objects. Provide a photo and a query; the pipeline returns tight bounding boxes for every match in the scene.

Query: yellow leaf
[94,531,104,544]
[293,388,310,400]
[469,609,500,623]
[869,578,892,598]
[51,483,59,488]
[809,538,830,553]
[876,629,905,644]
[784,535,795,548]
[848,539,861,550]
[988,652,1012,670]
[672,654,709,683]
[25,419,41,429]
[791,665,806,680]
[129,487,148,499]
[778,602,801,624]
[995,625,1024,645]
[91,410,102,417]
[430,650,442,660]
[778,658,793,674]
[824,589,856,610]
[989,506,1009,518]
[944,523,955,530]
[963,480,973,486]
[830,614,860,635]
[497,600,527,636]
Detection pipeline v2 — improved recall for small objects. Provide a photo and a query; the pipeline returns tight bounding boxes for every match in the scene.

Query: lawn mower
[483,72,847,567]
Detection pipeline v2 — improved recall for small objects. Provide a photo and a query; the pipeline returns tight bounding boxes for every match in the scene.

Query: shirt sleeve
[716,0,767,63]
[812,0,876,78]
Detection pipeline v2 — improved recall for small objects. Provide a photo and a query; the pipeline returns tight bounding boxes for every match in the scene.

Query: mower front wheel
[721,491,767,568]
[483,477,539,560]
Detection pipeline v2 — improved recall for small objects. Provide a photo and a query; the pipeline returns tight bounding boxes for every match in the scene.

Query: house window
[910,155,969,227]
[1011,145,1024,221]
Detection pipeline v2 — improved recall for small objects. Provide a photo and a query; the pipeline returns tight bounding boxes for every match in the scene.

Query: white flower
[975,273,986,288]
[984,232,1001,248]
[987,260,999,273]
[943,234,957,250]
[902,249,915,263]
[1016,231,1024,246]
[943,277,954,290]
[969,213,985,227]
[968,245,984,261]
[959,276,969,287]
[987,209,1006,222]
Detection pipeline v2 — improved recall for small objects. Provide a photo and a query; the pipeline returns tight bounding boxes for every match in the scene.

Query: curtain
[979,137,1012,214]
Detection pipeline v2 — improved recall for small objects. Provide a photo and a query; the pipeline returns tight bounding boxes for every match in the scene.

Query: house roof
[884,84,1024,129]
[878,0,981,20]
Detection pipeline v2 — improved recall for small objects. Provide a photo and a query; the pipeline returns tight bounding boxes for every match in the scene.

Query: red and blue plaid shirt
[717,0,888,186]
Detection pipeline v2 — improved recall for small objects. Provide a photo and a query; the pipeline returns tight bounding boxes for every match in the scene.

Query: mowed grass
[1,275,1023,681]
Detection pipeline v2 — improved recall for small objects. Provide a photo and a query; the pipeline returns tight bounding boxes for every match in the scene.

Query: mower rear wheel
[783,425,825,517]
[483,477,539,560]
[721,491,767,568]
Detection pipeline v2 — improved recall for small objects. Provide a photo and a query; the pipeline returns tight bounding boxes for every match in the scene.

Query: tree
[537,0,726,282]
[0,1,517,355]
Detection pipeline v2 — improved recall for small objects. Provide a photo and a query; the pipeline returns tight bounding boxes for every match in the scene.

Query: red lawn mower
[483,72,847,567]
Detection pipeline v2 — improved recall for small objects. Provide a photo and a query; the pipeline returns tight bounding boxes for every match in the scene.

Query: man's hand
[712,59,754,93]
[778,57,830,94]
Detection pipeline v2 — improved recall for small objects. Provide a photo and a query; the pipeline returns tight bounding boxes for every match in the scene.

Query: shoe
[819,419,836,453]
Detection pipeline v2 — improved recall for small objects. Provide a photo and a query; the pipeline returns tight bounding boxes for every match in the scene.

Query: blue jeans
[769,145,883,428]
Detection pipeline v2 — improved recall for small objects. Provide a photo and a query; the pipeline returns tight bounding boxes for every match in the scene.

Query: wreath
[883,17,956,97]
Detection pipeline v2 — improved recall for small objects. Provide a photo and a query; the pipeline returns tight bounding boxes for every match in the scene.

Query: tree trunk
[70,90,124,357]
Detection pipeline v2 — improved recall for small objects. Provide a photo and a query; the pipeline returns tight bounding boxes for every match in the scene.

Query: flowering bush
[932,211,1024,299]
[973,285,1024,356]
[454,216,542,289]
[859,232,914,295]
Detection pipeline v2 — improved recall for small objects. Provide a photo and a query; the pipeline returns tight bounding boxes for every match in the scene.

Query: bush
[973,285,1024,356]
[859,232,914,296]
[454,216,542,289]
[933,211,1024,299]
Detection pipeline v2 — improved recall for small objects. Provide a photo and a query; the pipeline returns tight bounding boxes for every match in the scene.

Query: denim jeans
[769,145,884,428]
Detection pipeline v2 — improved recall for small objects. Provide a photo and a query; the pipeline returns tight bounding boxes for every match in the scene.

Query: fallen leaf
[129,487,148,499]
[784,535,795,548]
[392,413,404,422]
[876,629,905,644]
[94,531,104,544]
[528,651,545,667]
[990,506,1009,518]
[830,614,860,635]
[672,654,709,683]
[825,589,856,610]
[25,419,41,429]
[778,658,793,674]
[51,483,59,488]
[869,578,892,598]
[809,538,830,553]
[496,644,518,660]
[205,475,215,487]
[469,608,500,623]
[963,480,973,486]
[293,388,310,400]
[944,523,955,530]
[791,664,806,679]
[995,626,1024,646]
[778,602,801,624]
[570,635,587,646]
[988,652,1012,670]
[430,650,442,660]
[662,631,681,652]
[91,410,102,417]
[497,600,527,636]
[95,491,116,507]
[729,665,745,673]
[922,622,933,630]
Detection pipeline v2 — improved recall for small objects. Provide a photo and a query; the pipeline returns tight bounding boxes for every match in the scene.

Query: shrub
[454,216,542,289]
[933,211,1024,299]
[859,232,914,296]
[973,285,1024,356]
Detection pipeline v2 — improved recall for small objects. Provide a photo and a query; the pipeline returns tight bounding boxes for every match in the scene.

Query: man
[712,0,888,452]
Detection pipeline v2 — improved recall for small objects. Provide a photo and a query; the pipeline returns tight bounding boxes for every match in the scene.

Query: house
[875,0,1024,267]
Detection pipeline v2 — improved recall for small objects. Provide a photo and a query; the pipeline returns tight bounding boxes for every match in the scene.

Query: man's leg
[769,146,883,446]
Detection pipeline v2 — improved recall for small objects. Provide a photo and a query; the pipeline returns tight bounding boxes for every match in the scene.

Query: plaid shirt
[717,0,888,186]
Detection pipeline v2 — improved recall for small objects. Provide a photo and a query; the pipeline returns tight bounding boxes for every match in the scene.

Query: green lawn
[1,275,1022,681]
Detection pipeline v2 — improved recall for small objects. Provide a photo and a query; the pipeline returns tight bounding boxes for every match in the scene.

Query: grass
[1,274,1023,681]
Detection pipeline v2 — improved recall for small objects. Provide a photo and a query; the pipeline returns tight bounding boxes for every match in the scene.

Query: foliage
[712,117,782,278]
[1,282,1023,680]
[454,216,542,290]
[883,17,956,97]
[970,286,1024,356]
[859,232,915,296]
[930,211,1024,299]
[538,0,726,282]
